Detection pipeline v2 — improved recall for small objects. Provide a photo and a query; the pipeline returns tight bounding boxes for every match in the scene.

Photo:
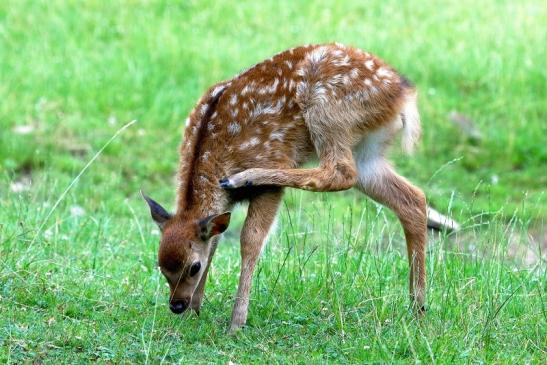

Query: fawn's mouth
[169,298,189,314]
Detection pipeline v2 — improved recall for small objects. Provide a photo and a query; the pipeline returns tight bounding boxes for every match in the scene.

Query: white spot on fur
[230,108,239,118]
[277,68,283,76]
[211,84,226,97]
[240,137,260,149]
[308,46,329,64]
[241,82,255,96]
[229,94,238,105]
[364,78,372,87]
[376,67,393,78]
[350,68,359,78]
[284,60,293,69]
[202,151,210,161]
[207,122,215,131]
[270,130,285,142]
[302,81,328,104]
[288,79,296,91]
[184,117,190,126]
[342,75,351,85]
[332,55,350,67]
[250,100,284,119]
[228,122,241,135]
[265,78,280,93]
[364,59,375,71]
[200,104,208,115]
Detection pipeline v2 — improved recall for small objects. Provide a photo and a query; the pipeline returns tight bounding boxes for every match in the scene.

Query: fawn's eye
[189,262,201,277]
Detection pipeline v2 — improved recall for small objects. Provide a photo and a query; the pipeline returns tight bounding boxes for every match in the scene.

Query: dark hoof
[219,178,234,189]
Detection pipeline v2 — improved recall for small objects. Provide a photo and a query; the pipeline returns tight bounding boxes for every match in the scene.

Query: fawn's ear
[141,191,172,230]
[198,212,231,240]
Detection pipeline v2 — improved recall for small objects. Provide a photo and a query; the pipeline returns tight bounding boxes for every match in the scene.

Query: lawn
[1,0,545,363]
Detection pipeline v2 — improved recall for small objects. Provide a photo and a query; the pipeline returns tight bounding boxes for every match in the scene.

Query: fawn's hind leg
[354,127,428,311]
[220,146,356,192]
[230,188,283,332]
[221,109,358,192]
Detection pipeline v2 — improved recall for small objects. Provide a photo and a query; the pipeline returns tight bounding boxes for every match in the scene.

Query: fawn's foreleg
[229,189,283,332]
[190,236,219,312]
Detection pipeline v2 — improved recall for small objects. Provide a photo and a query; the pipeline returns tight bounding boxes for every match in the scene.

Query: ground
[0,0,545,363]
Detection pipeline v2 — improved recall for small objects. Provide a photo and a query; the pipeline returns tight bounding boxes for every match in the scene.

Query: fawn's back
[179,43,412,208]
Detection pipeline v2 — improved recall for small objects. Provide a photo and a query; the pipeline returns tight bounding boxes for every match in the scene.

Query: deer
[142,43,427,332]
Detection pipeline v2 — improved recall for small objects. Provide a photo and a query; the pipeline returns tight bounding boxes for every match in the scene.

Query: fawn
[143,43,427,332]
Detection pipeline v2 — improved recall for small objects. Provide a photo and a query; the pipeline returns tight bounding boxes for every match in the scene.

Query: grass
[0,0,545,363]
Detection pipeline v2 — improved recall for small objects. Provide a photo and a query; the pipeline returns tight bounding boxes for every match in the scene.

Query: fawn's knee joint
[326,162,357,190]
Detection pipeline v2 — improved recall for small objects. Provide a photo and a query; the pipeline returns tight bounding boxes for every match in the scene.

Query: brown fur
[144,43,427,331]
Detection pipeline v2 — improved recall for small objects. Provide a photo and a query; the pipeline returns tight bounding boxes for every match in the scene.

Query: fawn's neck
[176,155,230,219]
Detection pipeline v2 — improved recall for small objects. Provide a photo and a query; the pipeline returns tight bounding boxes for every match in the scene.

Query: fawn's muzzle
[169,299,189,314]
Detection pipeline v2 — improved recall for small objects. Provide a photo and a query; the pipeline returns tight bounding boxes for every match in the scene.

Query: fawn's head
[142,192,230,314]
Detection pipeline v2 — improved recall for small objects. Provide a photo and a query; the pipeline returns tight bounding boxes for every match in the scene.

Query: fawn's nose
[169,299,189,314]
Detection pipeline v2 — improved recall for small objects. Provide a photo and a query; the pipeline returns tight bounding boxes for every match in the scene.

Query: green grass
[1,0,545,363]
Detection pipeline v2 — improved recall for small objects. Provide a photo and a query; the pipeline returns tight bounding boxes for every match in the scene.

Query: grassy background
[1,0,545,363]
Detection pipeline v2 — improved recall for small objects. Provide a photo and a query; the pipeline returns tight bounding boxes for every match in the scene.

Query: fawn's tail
[400,88,421,154]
